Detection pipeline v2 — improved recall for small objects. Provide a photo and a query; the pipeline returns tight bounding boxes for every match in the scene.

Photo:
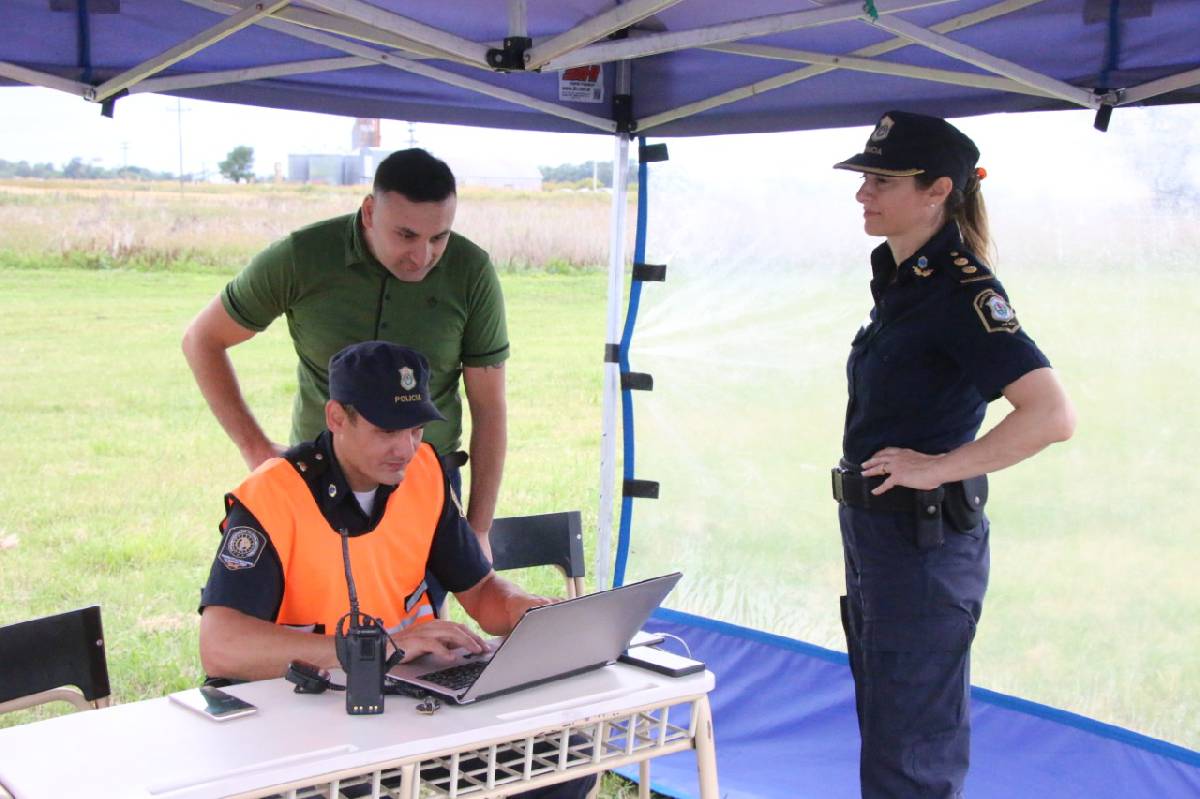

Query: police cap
[833,110,980,191]
[328,341,445,431]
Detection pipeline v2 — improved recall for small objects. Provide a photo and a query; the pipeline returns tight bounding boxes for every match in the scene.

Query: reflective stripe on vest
[231,443,443,635]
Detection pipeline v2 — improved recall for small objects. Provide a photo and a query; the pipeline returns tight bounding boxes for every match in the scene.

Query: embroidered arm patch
[219,526,267,571]
[973,289,1021,334]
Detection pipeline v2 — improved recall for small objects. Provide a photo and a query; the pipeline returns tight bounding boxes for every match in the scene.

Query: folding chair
[0,605,111,716]
[489,510,587,599]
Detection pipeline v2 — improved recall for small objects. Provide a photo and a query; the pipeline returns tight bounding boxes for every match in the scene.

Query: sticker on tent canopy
[559,65,604,103]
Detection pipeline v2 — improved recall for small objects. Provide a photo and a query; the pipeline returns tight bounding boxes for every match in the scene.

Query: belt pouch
[944,475,988,532]
[914,488,945,550]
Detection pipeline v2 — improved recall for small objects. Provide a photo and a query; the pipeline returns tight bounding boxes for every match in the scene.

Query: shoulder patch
[219,526,267,571]
[973,289,1021,334]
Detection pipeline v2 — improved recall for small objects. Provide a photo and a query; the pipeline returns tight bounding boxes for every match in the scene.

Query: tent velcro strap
[614,94,635,133]
[633,263,666,282]
[621,372,653,391]
[99,88,127,118]
[639,143,669,163]
[487,36,531,71]
[604,343,620,363]
[623,479,659,499]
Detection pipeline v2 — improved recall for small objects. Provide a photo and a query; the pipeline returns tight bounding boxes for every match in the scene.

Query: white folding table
[0,663,717,798]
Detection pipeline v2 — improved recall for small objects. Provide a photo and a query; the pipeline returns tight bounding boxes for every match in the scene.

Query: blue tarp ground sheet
[617,609,1200,799]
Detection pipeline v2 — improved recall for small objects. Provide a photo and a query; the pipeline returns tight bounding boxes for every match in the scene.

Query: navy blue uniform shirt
[842,222,1051,466]
[199,431,490,626]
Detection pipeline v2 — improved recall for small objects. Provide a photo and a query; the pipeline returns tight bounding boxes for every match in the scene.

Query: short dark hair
[373,148,456,202]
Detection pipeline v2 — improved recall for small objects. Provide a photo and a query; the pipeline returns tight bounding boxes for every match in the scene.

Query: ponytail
[918,172,994,267]
[949,173,992,266]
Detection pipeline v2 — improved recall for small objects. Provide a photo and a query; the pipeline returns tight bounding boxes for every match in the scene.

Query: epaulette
[283,441,330,485]
[948,249,995,285]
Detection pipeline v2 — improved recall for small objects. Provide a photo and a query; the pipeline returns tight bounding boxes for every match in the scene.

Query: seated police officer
[198,341,593,799]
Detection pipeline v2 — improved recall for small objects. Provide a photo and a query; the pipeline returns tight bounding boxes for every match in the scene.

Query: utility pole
[176,98,186,192]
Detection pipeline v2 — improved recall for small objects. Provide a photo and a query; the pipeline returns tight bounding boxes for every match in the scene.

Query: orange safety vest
[230,443,443,635]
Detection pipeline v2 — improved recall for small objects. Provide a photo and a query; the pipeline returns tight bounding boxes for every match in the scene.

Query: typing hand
[393,620,488,664]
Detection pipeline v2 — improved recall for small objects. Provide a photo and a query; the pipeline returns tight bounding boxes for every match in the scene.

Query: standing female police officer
[831,111,1076,798]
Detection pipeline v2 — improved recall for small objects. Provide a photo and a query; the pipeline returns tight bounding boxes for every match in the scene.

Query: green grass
[1,250,1197,760]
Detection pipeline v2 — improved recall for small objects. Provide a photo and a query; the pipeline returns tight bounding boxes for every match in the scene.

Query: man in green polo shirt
[182,149,508,559]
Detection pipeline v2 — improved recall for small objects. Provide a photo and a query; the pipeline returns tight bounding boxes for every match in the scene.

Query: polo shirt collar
[345,210,386,274]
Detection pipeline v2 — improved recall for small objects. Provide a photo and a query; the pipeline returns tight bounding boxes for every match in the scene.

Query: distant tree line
[538,160,637,188]
[0,157,176,181]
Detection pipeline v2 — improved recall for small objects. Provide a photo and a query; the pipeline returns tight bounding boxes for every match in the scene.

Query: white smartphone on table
[169,686,257,721]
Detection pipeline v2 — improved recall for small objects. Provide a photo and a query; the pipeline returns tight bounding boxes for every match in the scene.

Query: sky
[2,84,1198,198]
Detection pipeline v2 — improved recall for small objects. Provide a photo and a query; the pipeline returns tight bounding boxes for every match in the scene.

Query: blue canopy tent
[3,2,1199,796]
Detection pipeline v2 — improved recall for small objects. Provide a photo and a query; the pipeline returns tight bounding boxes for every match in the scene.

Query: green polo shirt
[221,212,508,455]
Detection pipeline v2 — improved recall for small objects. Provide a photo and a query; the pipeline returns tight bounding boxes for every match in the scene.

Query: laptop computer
[386,572,682,704]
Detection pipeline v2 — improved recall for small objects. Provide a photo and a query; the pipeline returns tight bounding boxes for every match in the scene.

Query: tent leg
[596,133,632,590]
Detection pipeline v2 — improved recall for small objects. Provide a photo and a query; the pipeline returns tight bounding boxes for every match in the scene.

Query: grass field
[1,178,1197,766]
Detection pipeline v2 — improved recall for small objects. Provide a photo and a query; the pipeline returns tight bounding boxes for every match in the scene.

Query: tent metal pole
[635,0,1043,132]
[181,0,618,133]
[525,0,685,71]
[300,0,490,67]
[133,57,369,94]
[598,131,632,592]
[868,15,1099,108]
[508,0,527,38]
[705,43,1057,99]
[0,61,91,96]
[542,0,955,72]
[1120,67,1200,105]
[89,0,289,103]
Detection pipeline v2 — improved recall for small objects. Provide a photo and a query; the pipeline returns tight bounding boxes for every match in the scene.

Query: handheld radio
[335,528,387,715]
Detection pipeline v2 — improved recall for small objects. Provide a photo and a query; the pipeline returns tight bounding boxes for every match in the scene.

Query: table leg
[693,696,720,799]
[400,763,419,799]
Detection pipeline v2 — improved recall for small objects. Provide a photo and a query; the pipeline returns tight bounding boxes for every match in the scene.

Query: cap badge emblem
[870,115,895,142]
[399,367,416,391]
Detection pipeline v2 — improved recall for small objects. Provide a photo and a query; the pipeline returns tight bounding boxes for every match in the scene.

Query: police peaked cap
[834,110,980,191]
[328,341,445,431]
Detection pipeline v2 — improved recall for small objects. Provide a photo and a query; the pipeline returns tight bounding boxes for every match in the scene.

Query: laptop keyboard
[418,661,486,690]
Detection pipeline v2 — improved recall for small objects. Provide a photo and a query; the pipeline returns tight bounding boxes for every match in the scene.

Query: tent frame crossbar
[181,0,617,133]
[867,13,1100,108]
[88,0,290,103]
[525,0,686,72]
[1120,66,1200,105]
[0,60,91,96]
[211,0,459,63]
[704,42,1056,100]
[541,0,956,72]
[634,0,1057,131]
[296,0,491,68]
[133,56,370,95]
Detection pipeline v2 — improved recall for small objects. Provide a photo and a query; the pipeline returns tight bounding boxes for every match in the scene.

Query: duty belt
[831,467,944,517]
